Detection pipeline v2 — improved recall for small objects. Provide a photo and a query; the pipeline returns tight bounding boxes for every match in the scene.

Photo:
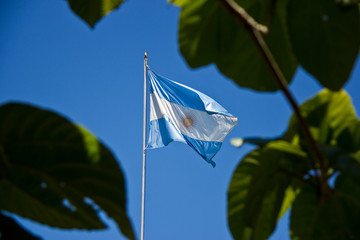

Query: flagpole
[141,51,148,240]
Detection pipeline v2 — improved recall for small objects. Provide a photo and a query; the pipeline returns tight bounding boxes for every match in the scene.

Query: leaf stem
[219,0,330,194]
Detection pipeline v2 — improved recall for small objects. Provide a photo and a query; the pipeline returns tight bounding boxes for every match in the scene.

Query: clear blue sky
[1,1,359,239]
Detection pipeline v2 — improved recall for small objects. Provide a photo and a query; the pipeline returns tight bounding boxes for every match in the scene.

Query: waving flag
[146,69,238,167]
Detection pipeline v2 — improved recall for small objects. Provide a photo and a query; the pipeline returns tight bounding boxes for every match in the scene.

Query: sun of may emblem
[181,115,195,129]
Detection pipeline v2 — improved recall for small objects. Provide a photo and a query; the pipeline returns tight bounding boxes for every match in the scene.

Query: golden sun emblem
[182,115,195,129]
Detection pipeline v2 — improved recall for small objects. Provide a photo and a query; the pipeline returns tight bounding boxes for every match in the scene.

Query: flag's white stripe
[149,93,238,142]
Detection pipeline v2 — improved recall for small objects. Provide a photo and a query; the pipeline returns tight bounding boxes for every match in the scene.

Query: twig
[219,0,329,194]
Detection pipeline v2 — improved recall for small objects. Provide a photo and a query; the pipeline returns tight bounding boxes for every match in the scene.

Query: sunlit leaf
[285,89,357,145]
[67,0,125,28]
[287,0,360,90]
[169,0,189,7]
[277,182,300,220]
[0,103,135,240]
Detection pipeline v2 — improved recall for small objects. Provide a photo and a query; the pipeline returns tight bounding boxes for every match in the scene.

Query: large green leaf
[228,141,309,240]
[244,142,307,240]
[283,90,359,181]
[177,0,297,92]
[290,174,360,240]
[0,213,41,240]
[67,0,125,28]
[0,103,135,240]
[287,0,360,90]
[285,89,358,146]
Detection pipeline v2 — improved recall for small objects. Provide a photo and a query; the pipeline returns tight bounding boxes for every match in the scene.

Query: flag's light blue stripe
[147,69,232,117]
[146,117,221,167]
[146,116,186,148]
[182,135,220,167]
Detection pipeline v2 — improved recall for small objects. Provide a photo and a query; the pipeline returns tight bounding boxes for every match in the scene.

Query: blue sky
[1,0,359,239]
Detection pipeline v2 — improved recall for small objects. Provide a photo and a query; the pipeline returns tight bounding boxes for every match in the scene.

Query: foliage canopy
[1,0,359,239]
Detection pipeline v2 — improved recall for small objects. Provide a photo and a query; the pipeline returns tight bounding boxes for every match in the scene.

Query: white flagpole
[141,51,148,240]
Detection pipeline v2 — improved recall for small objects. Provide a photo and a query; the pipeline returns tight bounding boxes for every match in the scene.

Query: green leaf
[285,89,358,145]
[290,174,360,240]
[0,213,42,240]
[282,89,360,239]
[177,0,297,92]
[229,91,360,239]
[265,141,307,158]
[227,150,258,240]
[228,141,309,240]
[67,0,124,28]
[0,103,135,240]
[287,0,360,90]
[244,142,308,240]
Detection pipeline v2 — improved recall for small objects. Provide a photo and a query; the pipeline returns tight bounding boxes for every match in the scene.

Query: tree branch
[219,0,268,34]
[219,0,329,194]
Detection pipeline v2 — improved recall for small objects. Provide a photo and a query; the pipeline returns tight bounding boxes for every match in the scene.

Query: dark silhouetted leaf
[287,0,359,90]
[329,153,360,184]
[0,213,42,240]
[337,120,360,153]
[0,102,135,240]
[290,174,360,240]
[67,0,124,28]
[177,0,297,92]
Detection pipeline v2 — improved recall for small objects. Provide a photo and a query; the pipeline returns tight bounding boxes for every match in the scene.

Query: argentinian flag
[146,69,238,167]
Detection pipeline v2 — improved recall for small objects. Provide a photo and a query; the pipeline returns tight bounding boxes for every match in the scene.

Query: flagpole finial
[144,51,149,68]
